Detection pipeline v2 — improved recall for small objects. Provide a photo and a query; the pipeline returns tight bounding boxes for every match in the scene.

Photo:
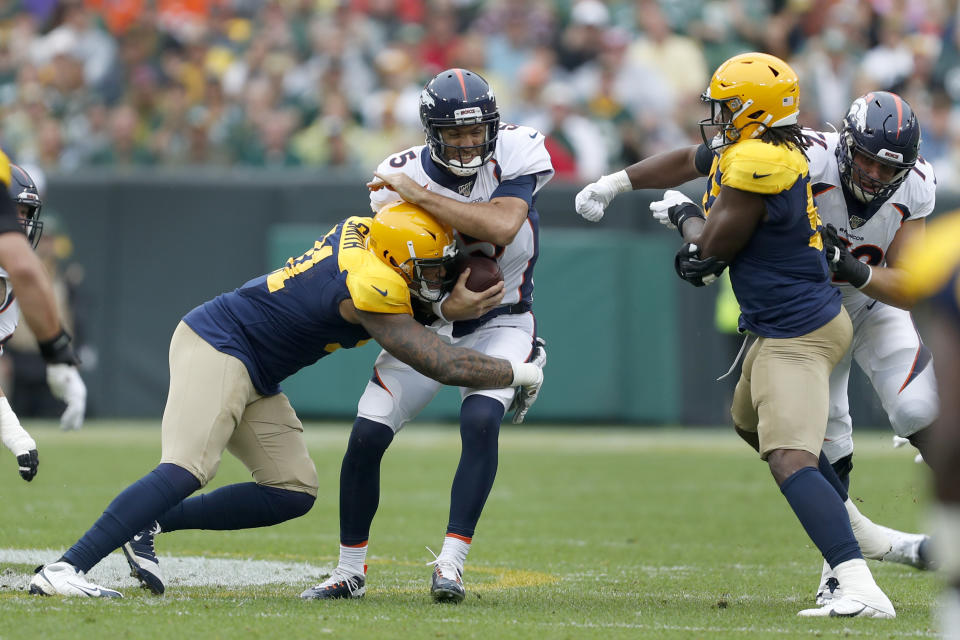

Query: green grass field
[0,422,939,639]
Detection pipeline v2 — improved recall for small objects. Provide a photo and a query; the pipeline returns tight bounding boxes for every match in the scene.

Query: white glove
[46,364,87,431]
[649,189,696,229]
[0,396,38,481]
[575,171,631,222]
[892,435,924,464]
[510,337,547,424]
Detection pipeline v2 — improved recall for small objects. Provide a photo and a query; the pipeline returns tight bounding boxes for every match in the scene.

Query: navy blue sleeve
[490,174,537,208]
[694,144,713,176]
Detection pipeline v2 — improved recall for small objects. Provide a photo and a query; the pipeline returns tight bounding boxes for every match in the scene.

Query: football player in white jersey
[803,92,937,603]
[0,165,85,481]
[304,68,553,603]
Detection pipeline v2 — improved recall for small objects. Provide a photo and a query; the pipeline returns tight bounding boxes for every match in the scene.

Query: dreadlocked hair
[759,124,808,159]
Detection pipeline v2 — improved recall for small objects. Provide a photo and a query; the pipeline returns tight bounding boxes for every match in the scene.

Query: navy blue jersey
[183,216,413,395]
[703,139,842,337]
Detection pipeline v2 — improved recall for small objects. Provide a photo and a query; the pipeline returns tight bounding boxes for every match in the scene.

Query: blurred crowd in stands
[0,0,958,184]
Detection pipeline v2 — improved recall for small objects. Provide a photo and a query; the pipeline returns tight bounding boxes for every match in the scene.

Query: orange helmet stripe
[453,69,467,99]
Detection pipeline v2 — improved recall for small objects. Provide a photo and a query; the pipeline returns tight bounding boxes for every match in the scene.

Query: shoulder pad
[719,140,806,194]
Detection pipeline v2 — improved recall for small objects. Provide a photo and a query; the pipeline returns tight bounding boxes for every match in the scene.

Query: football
[458,255,503,292]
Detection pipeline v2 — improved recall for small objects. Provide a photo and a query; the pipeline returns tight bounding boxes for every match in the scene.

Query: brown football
[459,255,503,292]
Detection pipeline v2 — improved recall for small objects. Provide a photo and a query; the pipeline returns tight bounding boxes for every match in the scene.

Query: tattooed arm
[356,308,516,388]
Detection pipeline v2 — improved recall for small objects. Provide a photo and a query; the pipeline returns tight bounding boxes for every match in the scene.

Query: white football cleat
[876,525,934,570]
[798,594,896,618]
[29,561,122,598]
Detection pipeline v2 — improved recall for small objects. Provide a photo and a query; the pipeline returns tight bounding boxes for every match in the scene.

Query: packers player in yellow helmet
[29,201,546,599]
[897,210,960,638]
[576,51,897,618]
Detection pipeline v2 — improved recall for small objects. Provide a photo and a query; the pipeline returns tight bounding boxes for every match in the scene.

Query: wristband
[849,262,872,289]
[510,361,543,387]
[600,170,632,194]
[673,203,706,236]
[432,293,451,323]
[38,328,79,365]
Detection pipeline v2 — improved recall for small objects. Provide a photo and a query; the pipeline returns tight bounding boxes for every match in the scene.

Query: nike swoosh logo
[529,132,538,139]
[371,285,388,297]
[69,581,104,597]
[132,534,144,542]
[830,605,867,617]
[752,172,771,179]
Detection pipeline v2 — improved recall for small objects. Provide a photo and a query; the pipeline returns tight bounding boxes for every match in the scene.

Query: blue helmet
[836,91,921,203]
[419,68,500,177]
[10,164,42,249]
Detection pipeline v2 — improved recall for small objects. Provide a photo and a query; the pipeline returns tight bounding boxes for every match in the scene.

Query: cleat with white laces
[798,595,896,618]
[122,521,164,595]
[300,566,366,599]
[429,561,465,603]
[875,525,934,570]
[29,561,122,598]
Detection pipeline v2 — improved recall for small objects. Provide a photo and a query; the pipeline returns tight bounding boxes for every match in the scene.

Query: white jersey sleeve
[493,124,554,195]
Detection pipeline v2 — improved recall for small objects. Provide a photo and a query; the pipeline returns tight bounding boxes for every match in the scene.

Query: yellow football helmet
[699,52,800,150]
[368,200,458,302]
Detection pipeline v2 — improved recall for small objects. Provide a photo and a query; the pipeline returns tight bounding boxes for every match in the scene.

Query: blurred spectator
[0,0,956,178]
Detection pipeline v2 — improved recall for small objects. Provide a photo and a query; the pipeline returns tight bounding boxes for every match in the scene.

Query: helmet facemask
[837,136,912,203]
[13,185,43,249]
[699,95,753,150]
[396,241,458,302]
[426,117,499,177]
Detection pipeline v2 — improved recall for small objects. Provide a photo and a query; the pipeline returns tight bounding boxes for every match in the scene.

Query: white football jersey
[804,128,936,314]
[0,267,19,350]
[370,124,554,309]
[803,129,936,313]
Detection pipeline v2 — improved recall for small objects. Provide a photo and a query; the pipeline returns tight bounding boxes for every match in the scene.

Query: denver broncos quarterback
[29,202,545,598]
[303,68,553,603]
[896,209,960,639]
[802,91,936,606]
[576,52,895,618]
[0,162,86,482]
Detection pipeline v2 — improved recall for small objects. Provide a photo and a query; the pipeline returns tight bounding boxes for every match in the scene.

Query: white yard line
[0,548,331,591]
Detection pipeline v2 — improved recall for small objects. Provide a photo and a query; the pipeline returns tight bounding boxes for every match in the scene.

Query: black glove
[674,243,727,287]
[38,328,80,365]
[822,224,872,289]
[17,449,38,482]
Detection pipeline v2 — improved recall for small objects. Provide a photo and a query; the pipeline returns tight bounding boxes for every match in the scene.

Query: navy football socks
[447,395,504,539]
[780,466,862,568]
[62,463,200,573]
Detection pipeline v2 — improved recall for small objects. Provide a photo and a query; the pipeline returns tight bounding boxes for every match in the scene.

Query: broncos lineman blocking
[303,68,552,603]
[29,203,545,598]
[0,163,86,481]
[803,91,936,603]
[576,52,895,618]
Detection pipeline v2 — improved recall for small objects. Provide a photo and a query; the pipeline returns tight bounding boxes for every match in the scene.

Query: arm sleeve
[694,144,713,176]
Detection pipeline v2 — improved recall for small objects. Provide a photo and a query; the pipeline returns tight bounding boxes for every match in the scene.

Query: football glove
[650,190,706,235]
[46,364,87,431]
[0,397,38,481]
[575,171,631,222]
[510,337,546,424]
[675,243,727,287]
[822,223,872,289]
